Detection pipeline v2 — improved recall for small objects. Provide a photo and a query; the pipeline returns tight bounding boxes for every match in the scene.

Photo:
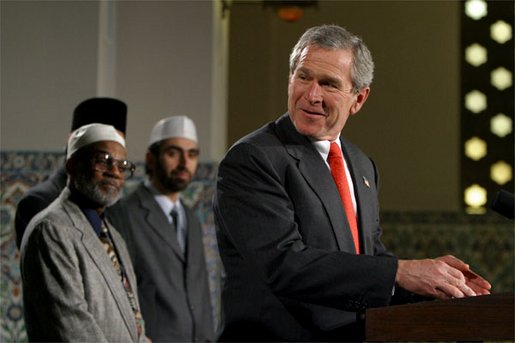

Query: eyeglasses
[92,152,136,178]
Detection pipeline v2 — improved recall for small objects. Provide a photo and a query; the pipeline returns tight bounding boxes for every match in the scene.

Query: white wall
[1,1,99,151]
[1,0,228,162]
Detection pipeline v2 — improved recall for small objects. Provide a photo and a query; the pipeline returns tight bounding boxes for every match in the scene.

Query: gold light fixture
[464,184,488,214]
[465,0,488,20]
[263,0,317,22]
[491,161,513,185]
[465,43,487,67]
[491,20,513,44]
[464,137,488,161]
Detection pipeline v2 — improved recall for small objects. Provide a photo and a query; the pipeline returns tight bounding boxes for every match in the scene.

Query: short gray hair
[289,24,374,92]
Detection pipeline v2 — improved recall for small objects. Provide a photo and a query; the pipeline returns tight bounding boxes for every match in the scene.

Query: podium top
[365,293,514,342]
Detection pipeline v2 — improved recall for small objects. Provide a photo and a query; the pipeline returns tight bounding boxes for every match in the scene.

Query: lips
[99,180,121,191]
[300,107,326,117]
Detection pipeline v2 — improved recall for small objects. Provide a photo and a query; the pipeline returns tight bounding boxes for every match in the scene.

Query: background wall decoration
[1,151,513,342]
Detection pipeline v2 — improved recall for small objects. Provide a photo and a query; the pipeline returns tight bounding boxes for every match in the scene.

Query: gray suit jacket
[20,188,146,343]
[214,113,400,341]
[118,183,219,342]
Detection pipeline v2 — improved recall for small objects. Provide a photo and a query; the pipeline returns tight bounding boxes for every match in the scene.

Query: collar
[69,187,104,236]
[311,135,342,166]
[144,179,182,220]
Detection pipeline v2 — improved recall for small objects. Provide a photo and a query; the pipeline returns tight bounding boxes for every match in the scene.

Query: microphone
[490,190,514,219]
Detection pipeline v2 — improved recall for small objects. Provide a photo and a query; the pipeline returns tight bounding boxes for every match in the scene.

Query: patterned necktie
[170,207,186,253]
[99,221,144,337]
[327,142,361,254]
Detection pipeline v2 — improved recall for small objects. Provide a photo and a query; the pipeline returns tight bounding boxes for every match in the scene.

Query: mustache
[170,166,192,177]
[97,178,122,190]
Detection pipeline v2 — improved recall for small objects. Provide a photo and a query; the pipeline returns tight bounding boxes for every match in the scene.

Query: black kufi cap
[71,97,127,134]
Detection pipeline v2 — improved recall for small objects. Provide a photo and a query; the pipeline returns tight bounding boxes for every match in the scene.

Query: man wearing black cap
[14,97,129,249]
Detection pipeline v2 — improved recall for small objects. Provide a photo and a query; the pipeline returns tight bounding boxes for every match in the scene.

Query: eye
[118,160,130,170]
[319,79,340,90]
[188,149,200,158]
[298,73,308,81]
[166,148,180,158]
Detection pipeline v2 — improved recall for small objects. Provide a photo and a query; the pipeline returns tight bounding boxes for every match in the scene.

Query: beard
[154,158,192,193]
[72,173,122,207]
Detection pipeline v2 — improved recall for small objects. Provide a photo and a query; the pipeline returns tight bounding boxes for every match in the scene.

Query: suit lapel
[61,191,137,341]
[276,114,356,252]
[136,184,185,261]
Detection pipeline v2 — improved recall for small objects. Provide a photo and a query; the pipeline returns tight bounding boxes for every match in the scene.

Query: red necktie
[328,142,361,254]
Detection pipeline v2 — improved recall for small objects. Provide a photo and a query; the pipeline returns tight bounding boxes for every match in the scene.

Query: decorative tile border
[1,151,513,342]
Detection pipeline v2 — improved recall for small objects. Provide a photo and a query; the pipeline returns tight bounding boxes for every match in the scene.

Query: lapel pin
[362,176,370,188]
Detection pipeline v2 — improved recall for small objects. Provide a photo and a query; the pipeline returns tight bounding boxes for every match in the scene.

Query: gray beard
[72,175,121,207]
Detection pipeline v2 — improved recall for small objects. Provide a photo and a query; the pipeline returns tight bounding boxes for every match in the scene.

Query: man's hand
[395,255,491,299]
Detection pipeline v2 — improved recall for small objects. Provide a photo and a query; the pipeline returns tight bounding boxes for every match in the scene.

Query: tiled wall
[1,151,513,342]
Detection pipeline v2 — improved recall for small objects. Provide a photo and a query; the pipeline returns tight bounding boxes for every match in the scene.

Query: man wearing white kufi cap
[14,97,129,249]
[118,116,223,342]
[20,124,149,342]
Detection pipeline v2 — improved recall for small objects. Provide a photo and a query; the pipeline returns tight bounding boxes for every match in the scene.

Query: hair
[145,142,161,176]
[289,24,374,92]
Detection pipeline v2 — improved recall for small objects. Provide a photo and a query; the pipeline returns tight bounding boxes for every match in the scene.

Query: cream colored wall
[1,0,228,162]
[228,0,461,211]
[1,1,99,150]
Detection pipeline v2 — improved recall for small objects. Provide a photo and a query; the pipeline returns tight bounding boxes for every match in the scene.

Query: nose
[304,82,322,104]
[104,163,123,179]
[178,151,187,167]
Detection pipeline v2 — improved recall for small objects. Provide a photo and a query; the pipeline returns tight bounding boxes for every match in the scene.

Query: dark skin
[66,141,127,216]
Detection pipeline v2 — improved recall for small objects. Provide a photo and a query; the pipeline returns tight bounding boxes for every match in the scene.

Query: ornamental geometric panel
[461,0,514,213]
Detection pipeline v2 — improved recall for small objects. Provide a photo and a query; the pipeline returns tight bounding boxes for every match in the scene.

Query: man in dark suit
[14,97,129,249]
[118,116,222,342]
[213,24,491,341]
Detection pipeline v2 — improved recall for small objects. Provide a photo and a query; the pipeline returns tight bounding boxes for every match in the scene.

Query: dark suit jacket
[213,113,400,341]
[15,164,132,250]
[118,183,218,342]
[15,165,67,248]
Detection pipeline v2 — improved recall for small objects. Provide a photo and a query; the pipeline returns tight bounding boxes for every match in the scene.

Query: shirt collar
[311,135,342,163]
[83,209,103,236]
[69,187,103,236]
[144,178,182,219]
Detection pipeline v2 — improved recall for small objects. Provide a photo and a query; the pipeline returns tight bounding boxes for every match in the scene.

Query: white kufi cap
[67,123,125,159]
[148,115,198,147]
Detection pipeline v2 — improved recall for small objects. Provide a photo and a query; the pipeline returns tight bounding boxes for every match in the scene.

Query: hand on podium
[395,255,492,300]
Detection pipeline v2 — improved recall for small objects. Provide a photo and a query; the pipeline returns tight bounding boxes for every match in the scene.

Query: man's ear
[145,150,156,174]
[65,158,74,175]
[350,87,371,116]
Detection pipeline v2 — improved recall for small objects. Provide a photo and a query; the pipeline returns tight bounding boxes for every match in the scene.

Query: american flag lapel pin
[363,176,370,188]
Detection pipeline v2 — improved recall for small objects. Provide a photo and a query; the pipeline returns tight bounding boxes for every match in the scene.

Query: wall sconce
[263,0,317,22]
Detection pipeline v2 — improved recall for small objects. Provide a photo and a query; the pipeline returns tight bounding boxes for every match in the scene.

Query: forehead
[296,45,354,78]
[159,137,198,150]
[89,141,127,157]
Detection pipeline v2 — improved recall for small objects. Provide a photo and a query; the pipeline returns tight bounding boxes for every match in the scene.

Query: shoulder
[120,183,147,208]
[21,201,76,253]
[18,179,60,209]
[223,121,288,166]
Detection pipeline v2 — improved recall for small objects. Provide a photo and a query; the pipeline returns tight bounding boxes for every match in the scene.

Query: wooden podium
[365,293,514,341]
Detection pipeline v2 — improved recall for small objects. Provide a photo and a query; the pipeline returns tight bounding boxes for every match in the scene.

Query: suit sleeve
[21,220,108,342]
[15,194,49,249]
[214,142,397,312]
